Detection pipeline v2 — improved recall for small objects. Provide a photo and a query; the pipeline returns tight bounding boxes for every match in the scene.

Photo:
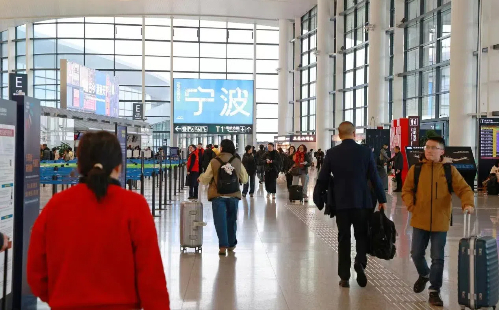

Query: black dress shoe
[413,275,429,293]
[354,262,367,287]
[339,280,350,287]
[429,292,443,307]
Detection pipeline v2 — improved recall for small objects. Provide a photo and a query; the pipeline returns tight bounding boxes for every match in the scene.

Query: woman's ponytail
[86,164,110,202]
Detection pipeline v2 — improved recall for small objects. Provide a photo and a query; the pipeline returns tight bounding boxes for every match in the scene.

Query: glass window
[256,104,278,118]
[58,39,84,53]
[199,73,226,79]
[346,13,355,32]
[406,48,419,71]
[422,43,436,67]
[423,15,437,44]
[256,89,278,103]
[356,48,365,67]
[345,31,355,49]
[405,98,418,116]
[200,58,226,72]
[344,109,353,123]
[145,71,170,86]
[355,108,365,126]
[34,24,56,38]
[256,119,278,133]
[85,24,114,38]
[256,60,278,73]
[356,7,366,27]
[439,93,449,117]
[226,74,253,80]
[173,42,199,57]
[145,26,171,41]
[344,91,353,109]
[406,74,419,98]
[16,25,26,40]
[441,38,450,61]
[200,20,226,28]
[85,39,113,54]
[345,71,353,88]
[200,28,226,42]
[256,75,278,89]
[116,25,142,40]
[115,17,142,25]
[355,68,365,86]
[228,29,253,43]
[441,10,451,36]
[115,56,142,70]
[145,41,170,56]
[407,0,420,20]
[356,88,365,107]
[145,56,170,71]
[34,55,56,69]
[16,41,26,56]
[173,18,199,27]
[33,39,56,54]
[173,57,200,72]
[422,70,435,96]
[85,17,114,23]
[256,30,279,44]
[56,54,83,68]
[115,71,142,85]
[345,52,354,71]
[173,27,198,41]
[57,23,84,38]
[407,23,419,49]
[227,59,253,73]
[115,40,142,55]
[85,54,114,69]
[440,66,450,92]
[422,96,435,119]
[256,45,278,59]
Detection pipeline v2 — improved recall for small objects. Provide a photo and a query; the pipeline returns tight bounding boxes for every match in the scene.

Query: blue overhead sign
[173,79,254,126]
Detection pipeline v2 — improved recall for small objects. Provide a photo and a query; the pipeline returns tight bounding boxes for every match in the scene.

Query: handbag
[290,167,301,176]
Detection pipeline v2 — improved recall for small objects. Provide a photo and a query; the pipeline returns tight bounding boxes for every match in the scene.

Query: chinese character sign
[173,79,254,125]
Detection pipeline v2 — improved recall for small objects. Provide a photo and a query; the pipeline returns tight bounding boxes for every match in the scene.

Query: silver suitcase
[180,200,207,253]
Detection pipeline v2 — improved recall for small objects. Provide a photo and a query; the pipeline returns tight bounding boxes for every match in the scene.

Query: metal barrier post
[151,171,160,217]
[173,166,178,195]
[168,166,173,201]
[52,175,58,196]
[159,168,163,210]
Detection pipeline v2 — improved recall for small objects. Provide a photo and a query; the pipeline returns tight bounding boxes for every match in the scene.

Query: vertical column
[293,18,301,133]
[278,19,289,135]
[316,0,331,151]
[392,0,405,120]
[26,23,33,97]
[367,0,387,128]
[252,23,257,146]
[287,22,294,133]
[449,0,478,147]
[335,0,345,132]
[169,17,176,147]
[7,27,15,72]
[142,17,146,112]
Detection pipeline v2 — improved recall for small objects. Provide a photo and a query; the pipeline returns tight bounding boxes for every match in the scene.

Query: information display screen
[61,60,119,117]
[173,79,254,127]
[479,118,499,159]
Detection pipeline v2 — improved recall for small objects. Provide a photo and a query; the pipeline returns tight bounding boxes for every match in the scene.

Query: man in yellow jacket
[402,136,474,307]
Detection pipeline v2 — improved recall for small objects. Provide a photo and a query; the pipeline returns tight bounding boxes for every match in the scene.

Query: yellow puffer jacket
[402,160,475,232]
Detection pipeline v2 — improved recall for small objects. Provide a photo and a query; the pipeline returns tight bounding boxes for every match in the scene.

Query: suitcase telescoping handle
[463,211,476,238]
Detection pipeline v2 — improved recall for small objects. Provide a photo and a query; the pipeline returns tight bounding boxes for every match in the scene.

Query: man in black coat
[388,146,404,192]
[317,121,387,288]
[201,145,215,172]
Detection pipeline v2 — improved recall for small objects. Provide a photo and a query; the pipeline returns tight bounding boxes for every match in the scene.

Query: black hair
[394,146,400,150]
[289,145,296,154]
[245,145,252,152]
[214,145,219,148]
[268,143,274,147]
[259,145,264,150]
[426,136,446,148]
[220,139,235,155]
[188,144,196,151]
[206,144,211,148]
[298,145,307,153]
[77,131,122,202]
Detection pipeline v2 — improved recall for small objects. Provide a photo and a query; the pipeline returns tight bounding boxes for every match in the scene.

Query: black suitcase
[458,213,499,309]
[289,185,303,202]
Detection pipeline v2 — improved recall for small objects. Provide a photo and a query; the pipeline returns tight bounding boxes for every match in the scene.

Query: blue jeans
[411,228,447,292]
[242,174,255,195]
[212,197,239,248]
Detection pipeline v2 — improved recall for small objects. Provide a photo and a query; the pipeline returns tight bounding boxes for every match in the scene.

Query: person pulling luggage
[401,136,474,307]
[283,146,296,189]
[291,144,312,202]
[198,139,248,255]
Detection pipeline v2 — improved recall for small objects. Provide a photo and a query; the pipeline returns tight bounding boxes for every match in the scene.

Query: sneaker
[354,262,367,287]
[272,194,276,200]
[218,247,227,255]
[250,194,254,197]
[413,275,429,293]
[228,246,236,252]
[428,292,443,307]
[339,280,350,288]
[266,193,270,198]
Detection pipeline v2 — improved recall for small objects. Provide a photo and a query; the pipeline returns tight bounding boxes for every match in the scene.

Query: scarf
[294,151,305,167]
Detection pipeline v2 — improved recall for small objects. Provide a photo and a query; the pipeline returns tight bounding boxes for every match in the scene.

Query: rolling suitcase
[180,200,207,253]
[458,213,499,309]
[289,185,303,202]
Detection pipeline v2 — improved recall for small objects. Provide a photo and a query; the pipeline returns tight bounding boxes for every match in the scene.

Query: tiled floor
[38,172,499,309]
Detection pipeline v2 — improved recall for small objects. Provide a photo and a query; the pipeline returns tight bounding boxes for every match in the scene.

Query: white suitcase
[180,200,207,253]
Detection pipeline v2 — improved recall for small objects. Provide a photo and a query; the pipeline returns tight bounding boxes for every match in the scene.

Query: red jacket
[187,151,200,173]
[28,184,170,310]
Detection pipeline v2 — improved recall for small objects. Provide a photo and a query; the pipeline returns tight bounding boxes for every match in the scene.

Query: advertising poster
[0,100,16,308]
[478,118,499,187]
[13,96,40,309]
[61,60,119,118]
[173,79,254,127]
[115,125,127,188]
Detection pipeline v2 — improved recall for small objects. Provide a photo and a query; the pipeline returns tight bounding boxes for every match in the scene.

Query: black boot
[413,275,429,293]
[429,292,443,307]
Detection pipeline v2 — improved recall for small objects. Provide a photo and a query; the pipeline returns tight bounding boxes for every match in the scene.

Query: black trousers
[395,171,402,190]
[264,170,277,193]
[286,173,293,189]
[317,161,323,171]
[188,172,199,198]
[336,208,371,281]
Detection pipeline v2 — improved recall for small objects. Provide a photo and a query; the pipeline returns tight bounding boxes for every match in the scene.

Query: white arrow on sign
[175,126,182,131]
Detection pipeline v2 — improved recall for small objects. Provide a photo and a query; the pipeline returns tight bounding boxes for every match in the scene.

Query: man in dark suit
[317,121,387,288]
[388,146,404,192]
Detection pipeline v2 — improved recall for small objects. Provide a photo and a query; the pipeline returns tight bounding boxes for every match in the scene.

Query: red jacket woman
[28,131,170,310]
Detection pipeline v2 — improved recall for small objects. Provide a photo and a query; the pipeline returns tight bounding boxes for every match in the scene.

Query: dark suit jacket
[317,139,387,210]
[390,152,404,170]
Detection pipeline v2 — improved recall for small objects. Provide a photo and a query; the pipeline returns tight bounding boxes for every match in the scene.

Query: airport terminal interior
[0,0,499,309]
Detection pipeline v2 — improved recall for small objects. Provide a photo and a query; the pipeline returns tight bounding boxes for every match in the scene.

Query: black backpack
[369,209,397,260]
[215,156,240,194]
[413,163,453,205]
